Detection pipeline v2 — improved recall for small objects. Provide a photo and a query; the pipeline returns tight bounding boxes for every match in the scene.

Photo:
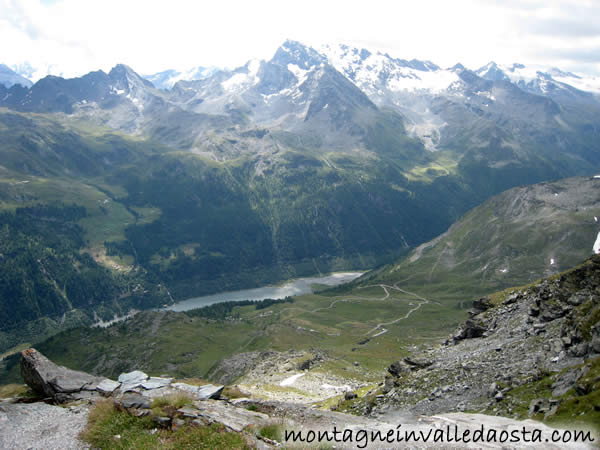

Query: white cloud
[1,0,599,81]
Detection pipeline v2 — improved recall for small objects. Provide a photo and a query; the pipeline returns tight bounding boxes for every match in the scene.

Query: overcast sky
[1,0,599,80]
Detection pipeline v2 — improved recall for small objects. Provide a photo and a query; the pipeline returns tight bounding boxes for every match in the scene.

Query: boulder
[551,367,588,397]
[344,391,358,401]
[141,377,172,390]
[118,370,148,392]
[452,319,487,342]
[192,399,270,432]
[403,356,434,369]
[387,360,409,377]
[171,382,223,400]
[20,348,104,403]
[117,393,152,409]
[472,296,493,312]
[96,379,121,395]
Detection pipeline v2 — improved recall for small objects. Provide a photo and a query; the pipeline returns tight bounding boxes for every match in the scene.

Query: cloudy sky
[1,0,599,80]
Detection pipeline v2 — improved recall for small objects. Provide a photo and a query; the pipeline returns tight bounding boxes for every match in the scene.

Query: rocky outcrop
[375,255,600,418]
[20,348,105,403]
[19,348,224,405]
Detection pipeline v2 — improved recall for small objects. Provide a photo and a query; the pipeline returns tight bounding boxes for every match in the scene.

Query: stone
[494,392,504,402]
[192,399,270,432]
[387,360,409,377]
[568,342,589,357]
[197,384,224,400]
[118,393,151,410]
[153,416,172,428]
[453,319,487,341]
[141,377,172,390]
[503,293,520,305]
[20,348,104,403]
[117,370,148,385]
[171,383,223,400]
[403,356,434,369]
[472,296,493,312]
[96,379,121,395]
[566,292,586,306]
[591,336,600,354]
[177,407,200,418]
[344,391,358,401]
[552,367,589,397]
[529,399,546,415]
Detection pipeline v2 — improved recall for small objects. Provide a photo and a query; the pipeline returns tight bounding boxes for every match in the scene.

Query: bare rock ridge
[373,255,600,420]
[20,348,224,405]
[20,348,105,403]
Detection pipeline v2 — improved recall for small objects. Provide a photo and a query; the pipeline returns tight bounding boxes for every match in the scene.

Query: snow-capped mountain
[0,40,599,160]
[318,43,459,99]
[475,61,600,104]
[143,66,217,90]
[0,64,32,88]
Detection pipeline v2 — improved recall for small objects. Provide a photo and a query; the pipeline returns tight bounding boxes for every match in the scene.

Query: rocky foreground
[361,256,600,426]
[0,347,596,449]
[1,257,599,448]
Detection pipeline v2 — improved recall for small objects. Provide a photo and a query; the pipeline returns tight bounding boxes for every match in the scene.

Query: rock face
[20,348,105,402]
[19,348,225,405]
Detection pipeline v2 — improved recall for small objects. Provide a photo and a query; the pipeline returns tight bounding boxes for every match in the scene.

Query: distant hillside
[356,176,600,299]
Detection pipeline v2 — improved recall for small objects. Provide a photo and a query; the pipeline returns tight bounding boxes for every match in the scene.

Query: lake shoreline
[165,271,365,312]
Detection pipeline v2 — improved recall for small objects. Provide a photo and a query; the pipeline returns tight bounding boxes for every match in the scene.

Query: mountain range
[1,40,600,351]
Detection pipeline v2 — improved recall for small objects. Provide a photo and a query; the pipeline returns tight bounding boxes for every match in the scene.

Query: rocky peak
[270,40,325,70]
[109,63,155,92]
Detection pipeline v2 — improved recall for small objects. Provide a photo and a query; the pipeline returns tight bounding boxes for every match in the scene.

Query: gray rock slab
[171,382,199,394]
[170,382,223,400]
[96,379,121,395]
[142,377,172,390]
[118,370,148,384]
[20,348,104,401]
[197,384,224,400]
[118,393,151,409]
[192,399,270,432]
[0,400,89,449]
[177,407,199,418]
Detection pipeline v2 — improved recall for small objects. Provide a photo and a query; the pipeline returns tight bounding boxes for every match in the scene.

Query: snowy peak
[271,40,325,70]
[0,64,33,88]
[109,64,154,91]
[143,66,217,90]
[476,61,600,96]
[318,43,460,97]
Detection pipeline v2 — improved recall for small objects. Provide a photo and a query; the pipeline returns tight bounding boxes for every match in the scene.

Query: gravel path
[0,401,89,450]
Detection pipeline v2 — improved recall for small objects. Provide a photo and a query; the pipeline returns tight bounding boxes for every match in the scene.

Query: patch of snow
[550,258,555,265]
[321,383,351,391]
[279,373,305,387]
[221,60,261,93]
[594,216,597,223]
[594,175,600,179]
[594,232,600,254]
[552,72,600,94]
[500,268,508,273]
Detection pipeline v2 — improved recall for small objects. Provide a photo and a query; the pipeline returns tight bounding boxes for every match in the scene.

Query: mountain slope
[0,64,32,88]
[365,255,600,429]
[356,176,600,298]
